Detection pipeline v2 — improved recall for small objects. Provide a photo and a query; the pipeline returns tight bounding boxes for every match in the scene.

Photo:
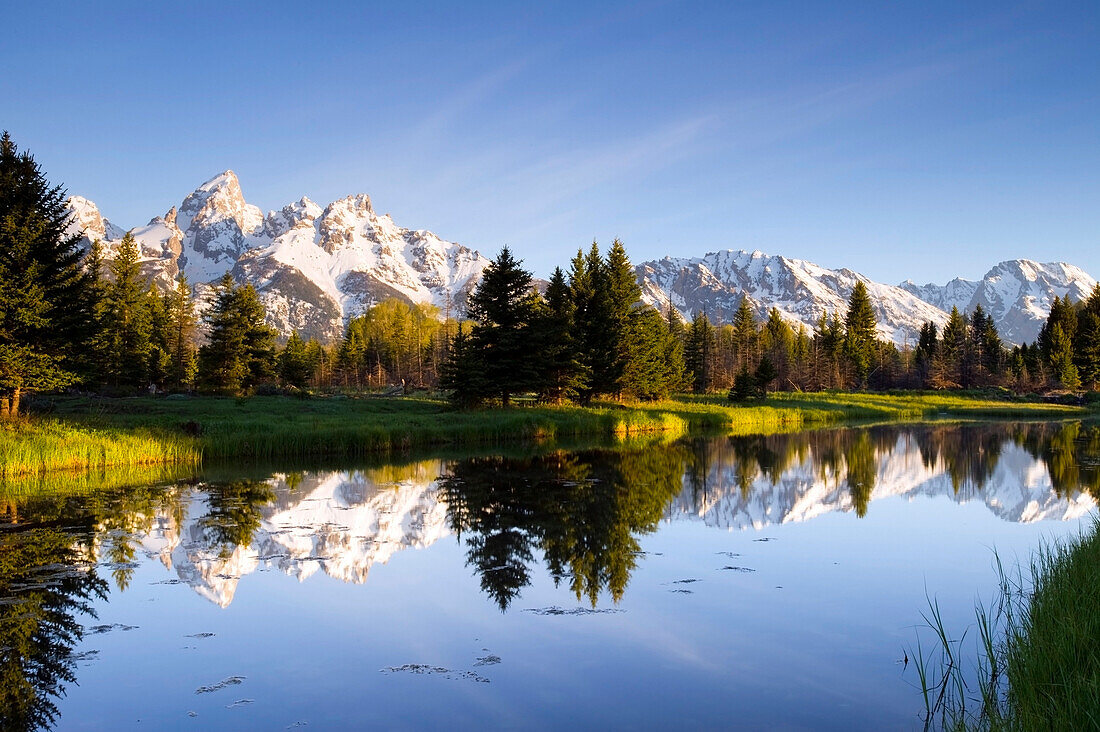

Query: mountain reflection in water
[1,421,1098,731]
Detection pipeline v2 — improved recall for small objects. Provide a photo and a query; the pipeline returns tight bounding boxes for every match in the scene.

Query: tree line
[4,131,1099,419]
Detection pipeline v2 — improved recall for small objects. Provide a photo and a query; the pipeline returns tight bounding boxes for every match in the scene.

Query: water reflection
[2,421,1099,730]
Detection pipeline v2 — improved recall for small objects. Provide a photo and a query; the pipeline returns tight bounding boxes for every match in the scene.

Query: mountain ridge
[66,173,1096,345]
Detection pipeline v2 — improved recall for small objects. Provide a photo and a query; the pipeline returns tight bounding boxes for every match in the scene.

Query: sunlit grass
[0,390,1088,479]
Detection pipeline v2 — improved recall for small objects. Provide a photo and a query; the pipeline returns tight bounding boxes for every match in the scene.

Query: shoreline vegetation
[917,520,1100,730]
[0,390,1092,481]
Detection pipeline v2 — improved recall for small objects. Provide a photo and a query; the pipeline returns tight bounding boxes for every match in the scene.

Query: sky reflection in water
[2,421,1097,731]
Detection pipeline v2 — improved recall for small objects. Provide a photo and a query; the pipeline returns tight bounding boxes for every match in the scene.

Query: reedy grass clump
[914,521,1100,730]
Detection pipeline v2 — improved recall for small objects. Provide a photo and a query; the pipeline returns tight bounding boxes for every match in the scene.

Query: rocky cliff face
[66,172,490,342]
[638,249,1096,345]
[900,260,1097,345]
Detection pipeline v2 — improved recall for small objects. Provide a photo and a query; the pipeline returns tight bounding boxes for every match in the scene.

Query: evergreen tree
[146,284,172,389]
[164,275,197,389]
[463,246,541,406]
[0,133,94,417]
[843,280,877,386]
[762,308,794,387]
[197,273,277,393]
[685,312,715,392]
[940,307,968,387]
[1048,322,1080,390]
[568,244,612,403]
[731,296,758,373]
[619,306,683,400]
[1074,284,1100,388]
[1039,295,1077,364]
[100,233,154,387]
[754,355,778,395]
[279,331,314,388]
[539,267,588,402]
[604,238,643,395]
[440,322,487,407]
[970,304,1003,379]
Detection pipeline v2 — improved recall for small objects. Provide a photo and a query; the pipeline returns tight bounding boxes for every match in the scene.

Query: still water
[2,422,1098,731]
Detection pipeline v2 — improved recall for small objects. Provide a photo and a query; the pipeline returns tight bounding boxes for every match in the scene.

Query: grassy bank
[916,520,1100,730]
[0,390,1090,478]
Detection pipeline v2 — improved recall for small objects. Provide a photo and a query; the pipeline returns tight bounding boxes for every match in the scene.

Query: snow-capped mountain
[900,260,1097,345]
[67,175,1095,345]
[638,249,1096,345]
[66,172,490,341]
[636,250,952,345]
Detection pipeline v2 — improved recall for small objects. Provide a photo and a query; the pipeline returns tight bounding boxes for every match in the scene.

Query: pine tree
[539,267,587,402]
[685,312,715,392]
[197,273,277,393]
[165,275,197,389]
[1074,284,1100,388]
[279,332,314,388]
[1049,322,1080,390]
[939,307,968,387]
[731,296,758,373]
[101,233,153,387]
[0,132,95,417]
[440,322,487,407]
[604,238,642,396]
[619,306,683,400]
[464,246,541,406]
[843,280,877,386]
[1039,295,1077,364]
[569,244,613,403]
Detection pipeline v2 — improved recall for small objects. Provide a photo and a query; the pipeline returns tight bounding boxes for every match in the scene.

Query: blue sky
[2,1,1097,283]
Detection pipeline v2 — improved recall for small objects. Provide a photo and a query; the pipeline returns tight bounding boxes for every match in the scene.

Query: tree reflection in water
[439,446,687,610]
[0,528,107,732]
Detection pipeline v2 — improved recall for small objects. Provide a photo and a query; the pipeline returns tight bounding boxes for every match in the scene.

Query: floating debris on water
[718,566,755,573]
[523,606,624,616]
[225,699,254,709]
[195,676,245,694]
[716,551,742,558]
[150,578,184,585]
[474,654,501,667]
[185,632,215,639]
[380,664,489,683]
[71,650,99,662]
[667,579,701,584]
[669,589,694,594]
[87,623,139,634]
[753,538,777,543]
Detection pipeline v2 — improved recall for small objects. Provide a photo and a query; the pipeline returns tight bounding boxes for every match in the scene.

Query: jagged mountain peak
[64,172,491,341]
[899,259,1097,344]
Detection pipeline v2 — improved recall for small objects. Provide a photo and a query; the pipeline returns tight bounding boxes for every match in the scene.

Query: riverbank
[0,390,1090,479]
[918,519,1100,729]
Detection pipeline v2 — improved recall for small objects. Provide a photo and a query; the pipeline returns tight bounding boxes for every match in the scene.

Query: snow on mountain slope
[901,260,1098,344]
[66,176,1094,345]
[638,249,950,345]
[66,172,490,342]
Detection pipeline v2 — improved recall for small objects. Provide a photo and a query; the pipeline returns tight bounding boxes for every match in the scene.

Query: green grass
[0,390,1089,479]
[914,521,1100,730]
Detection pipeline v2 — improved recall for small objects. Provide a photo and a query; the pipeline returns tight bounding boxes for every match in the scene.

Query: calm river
[2,421,1097,730]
